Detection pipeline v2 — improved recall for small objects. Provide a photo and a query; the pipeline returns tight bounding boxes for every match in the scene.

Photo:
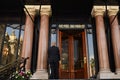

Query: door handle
[84,57,87,64]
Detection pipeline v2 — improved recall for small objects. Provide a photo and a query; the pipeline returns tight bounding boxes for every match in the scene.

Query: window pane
[74,35,84,70]
[87,29,95,77]
[61,36,69,70]
[1,24,24,65]
[51,29,57,45]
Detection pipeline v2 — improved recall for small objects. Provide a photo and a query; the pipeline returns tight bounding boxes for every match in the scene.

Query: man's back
[48,46,60,62]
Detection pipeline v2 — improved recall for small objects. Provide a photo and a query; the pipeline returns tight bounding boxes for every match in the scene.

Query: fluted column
[91,6,111,78]
[32,5,51,79]
[21,6,36,71]
[108,6,120,73]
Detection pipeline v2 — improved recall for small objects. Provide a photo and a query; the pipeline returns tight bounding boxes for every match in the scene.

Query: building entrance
[59,30,88,79]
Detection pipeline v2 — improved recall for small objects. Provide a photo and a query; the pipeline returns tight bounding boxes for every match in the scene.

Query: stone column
[91,6,111,79]
[108,6,120,73]
[32,5,51,79]
[21,6,36,71]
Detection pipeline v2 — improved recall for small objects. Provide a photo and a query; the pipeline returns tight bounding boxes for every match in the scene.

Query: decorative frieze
[58,24,85,29]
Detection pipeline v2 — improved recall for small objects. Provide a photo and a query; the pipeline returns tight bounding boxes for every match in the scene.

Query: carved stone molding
[107,6,119,16]
[40,5,52,16]
[91,5,119,17]
[91,6,105,17]
[24,5,40,16]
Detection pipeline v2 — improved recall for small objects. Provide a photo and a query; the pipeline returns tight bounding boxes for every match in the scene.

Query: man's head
[51,42,56,46]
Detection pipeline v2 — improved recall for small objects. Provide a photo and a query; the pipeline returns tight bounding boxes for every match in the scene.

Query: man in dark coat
[48,42,60,79]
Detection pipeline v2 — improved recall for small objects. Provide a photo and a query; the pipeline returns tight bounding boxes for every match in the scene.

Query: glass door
[59,30,87,79]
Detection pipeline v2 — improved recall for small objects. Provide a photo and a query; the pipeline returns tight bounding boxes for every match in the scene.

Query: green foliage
[90,58,95,68]
[11,71,32,80]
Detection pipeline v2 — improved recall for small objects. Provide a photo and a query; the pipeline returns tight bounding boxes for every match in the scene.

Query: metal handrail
[0,58,22,80]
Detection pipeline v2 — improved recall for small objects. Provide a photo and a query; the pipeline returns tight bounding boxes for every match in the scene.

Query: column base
[116,68,120,73]
[97,70,120,79]
[30,70,48,79]
[26,69,31,72]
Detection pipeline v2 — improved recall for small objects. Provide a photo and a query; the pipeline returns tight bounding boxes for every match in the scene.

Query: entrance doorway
[59,30,88,79]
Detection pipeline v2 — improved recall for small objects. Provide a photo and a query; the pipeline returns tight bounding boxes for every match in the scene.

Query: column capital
[40,5,52,16]
[91,6,105,17]
[107,6,119,16]
[24,5,39,16]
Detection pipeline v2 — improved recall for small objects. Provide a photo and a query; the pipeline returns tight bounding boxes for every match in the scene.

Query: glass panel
[2,28,15,64]
[1,24,24,65]
[18,31,24,58]
[74,35,84,70]
[51,29,57,45]
[87,28,95,77]
[61,35,69,70]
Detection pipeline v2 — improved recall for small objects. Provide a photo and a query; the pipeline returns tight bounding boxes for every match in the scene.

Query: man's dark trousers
[49,61,59,79]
